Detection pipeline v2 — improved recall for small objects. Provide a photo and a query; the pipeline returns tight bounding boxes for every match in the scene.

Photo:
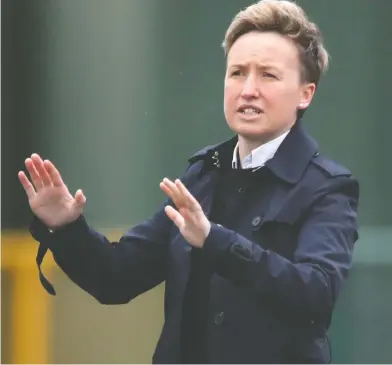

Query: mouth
[237,105,263,117]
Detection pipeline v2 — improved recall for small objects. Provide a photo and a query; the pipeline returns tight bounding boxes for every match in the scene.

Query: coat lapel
[254,120,319,227]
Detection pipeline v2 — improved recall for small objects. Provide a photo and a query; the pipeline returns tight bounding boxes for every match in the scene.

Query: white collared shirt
[232,130,290,169]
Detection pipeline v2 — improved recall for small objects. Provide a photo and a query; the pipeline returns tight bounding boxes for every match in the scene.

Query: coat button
[252,216,261,226]
[213,311,225,326]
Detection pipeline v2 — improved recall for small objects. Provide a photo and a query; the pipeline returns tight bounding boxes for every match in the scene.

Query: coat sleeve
[202,176,359,321]
[31,200,172,305]
[31,161,203,304]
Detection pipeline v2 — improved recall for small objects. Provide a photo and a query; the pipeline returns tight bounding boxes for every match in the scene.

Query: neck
[238,137,263,163]
[237,129,290,164]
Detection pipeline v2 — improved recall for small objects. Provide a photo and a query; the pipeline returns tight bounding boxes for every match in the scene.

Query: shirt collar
[188,120,319,184]
[232,130,290,169]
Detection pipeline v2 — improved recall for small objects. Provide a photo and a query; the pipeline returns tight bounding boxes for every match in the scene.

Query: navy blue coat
[32,121,359,364]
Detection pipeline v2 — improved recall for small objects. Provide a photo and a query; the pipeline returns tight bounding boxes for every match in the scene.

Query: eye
[231,70,243,76]
[262,72,276,79]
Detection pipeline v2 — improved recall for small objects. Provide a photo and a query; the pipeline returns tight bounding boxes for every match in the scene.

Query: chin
[228,120,272,141]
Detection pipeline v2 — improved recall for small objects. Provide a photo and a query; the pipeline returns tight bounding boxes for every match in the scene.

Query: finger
[18,171,36,199]
[162,178,183,203]
[74,189,87,208]
[160,183,182,210]
[44,159,64,187]
[175,179,200,210]
[164,205,185,230]
[160,181,173,199]
[160,179,183,207]
[25,158,44,191]
[31,154,52,187]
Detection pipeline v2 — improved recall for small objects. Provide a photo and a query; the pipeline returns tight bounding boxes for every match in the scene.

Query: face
[224,31,315,144]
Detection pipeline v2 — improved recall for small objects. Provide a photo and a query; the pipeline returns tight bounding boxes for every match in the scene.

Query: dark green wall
[3,0,392,363]
[4,0,392,228]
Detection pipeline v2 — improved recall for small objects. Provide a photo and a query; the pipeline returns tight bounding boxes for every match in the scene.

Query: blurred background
[2,0,392,363]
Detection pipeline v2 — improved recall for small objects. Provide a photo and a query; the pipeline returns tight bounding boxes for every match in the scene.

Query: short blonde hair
[222,0,329,87]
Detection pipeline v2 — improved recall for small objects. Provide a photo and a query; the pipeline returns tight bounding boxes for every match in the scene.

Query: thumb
[74,189,87,208]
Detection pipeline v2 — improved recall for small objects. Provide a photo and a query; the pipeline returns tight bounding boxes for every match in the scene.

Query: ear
[298,83,316,110]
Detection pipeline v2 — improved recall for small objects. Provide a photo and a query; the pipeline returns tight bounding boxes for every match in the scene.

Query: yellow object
[2,231,54,364]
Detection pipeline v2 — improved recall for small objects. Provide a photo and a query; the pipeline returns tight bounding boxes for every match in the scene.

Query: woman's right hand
[18,154,86,230]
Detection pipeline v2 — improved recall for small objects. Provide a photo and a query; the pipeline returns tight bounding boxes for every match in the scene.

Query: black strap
[36,242,56,295]
[31,216,56,295]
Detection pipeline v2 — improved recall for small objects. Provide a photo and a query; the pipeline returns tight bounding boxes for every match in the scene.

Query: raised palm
[18,154,86,230]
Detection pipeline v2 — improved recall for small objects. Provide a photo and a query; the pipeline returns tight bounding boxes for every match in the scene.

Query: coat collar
[266,120,319,184]
[188,119,318,184]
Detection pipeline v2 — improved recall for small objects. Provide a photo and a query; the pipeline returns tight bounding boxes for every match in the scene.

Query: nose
[241,75,259,99]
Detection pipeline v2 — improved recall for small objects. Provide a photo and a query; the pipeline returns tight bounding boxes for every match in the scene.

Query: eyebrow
[228,63,282,75]
[228,63,280,71]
